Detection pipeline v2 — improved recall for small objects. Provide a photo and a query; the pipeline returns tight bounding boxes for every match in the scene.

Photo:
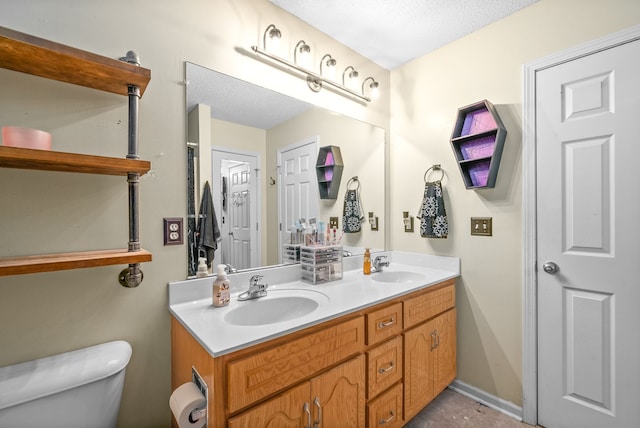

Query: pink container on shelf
[468,160,491,187]
[460,136,496,160]
[1,126,52,150]
[460,108,497,136]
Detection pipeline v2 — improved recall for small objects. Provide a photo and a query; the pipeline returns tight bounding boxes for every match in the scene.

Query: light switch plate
[163,217,184,245]
[471,217,492,236]
[329,217,339,230]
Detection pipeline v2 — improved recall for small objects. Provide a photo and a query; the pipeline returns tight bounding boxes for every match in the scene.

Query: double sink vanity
[169,252,460,427]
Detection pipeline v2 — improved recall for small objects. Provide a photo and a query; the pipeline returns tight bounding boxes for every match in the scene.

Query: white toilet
[0,340,132,428]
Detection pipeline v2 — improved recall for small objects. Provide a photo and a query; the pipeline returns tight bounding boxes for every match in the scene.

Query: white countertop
[168,252,460,357]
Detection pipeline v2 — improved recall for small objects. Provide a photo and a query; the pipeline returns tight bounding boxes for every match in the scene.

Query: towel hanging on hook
[343,176,365,233]
[417,165,448,238]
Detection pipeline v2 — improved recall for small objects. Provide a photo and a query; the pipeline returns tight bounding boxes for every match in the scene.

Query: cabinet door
[432,308,457,395]
[310,355,365,428]
[228,382,311,428]
[403,321,435,421]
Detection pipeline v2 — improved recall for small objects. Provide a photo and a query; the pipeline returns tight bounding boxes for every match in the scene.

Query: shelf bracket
[121,68,144,287]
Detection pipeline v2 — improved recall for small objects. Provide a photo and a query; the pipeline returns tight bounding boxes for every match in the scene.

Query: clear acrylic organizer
[300,245,343,284]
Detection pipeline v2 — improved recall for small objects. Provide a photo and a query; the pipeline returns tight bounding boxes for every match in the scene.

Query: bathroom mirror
[186,62,385,276]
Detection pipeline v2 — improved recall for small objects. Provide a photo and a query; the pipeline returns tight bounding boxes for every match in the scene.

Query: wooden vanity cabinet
[171,278,456,428]
[403,283,457,422]
[229,356,365,428]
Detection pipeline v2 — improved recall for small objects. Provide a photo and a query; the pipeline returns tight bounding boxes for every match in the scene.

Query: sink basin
[223,290,329,326]
[371,271,424,284]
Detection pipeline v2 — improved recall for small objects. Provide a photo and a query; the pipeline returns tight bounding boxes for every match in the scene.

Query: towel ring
[424,164,444,182]
[346,176,360,191]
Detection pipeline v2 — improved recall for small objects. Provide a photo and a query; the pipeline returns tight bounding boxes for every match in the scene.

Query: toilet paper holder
[189,407,207,424]
[191,367,208,424]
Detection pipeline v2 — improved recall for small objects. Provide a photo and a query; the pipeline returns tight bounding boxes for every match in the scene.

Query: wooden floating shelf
[0,249,152,276]
[0,146,151,176]
[0,26,151,96]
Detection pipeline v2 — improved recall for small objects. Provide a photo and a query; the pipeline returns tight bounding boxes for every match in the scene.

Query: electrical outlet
[471,217,492,236]
[163,217,184,245]
[329,217,339,230]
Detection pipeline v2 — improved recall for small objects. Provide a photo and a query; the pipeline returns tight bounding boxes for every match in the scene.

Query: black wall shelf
[450,100,507,189]
[316,145,343,199]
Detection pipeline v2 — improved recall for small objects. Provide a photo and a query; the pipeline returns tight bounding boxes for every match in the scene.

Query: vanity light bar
[250,45,372,102]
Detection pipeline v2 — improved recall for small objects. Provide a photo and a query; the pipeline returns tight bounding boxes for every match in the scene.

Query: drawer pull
[313,396,322,428]
[303,402,311,428]
[379,411,395,425]
[378,361,395,374]
[377,318,395,329]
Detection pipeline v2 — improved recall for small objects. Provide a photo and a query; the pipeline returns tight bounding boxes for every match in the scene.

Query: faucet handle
[250,274,264,286]
[373,255,390,270]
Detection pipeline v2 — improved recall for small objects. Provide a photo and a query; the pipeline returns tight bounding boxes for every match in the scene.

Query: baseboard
[448,379,524,422]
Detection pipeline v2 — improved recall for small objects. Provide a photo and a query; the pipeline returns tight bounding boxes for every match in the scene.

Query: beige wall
[390,0,640,406]
[0,1,388,427]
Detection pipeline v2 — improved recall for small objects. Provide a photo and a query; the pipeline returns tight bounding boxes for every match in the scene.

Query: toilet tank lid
[0,340,132,410]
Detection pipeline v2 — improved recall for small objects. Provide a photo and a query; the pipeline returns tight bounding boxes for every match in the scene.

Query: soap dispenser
[212,264,231,307]
[363,248,371,275]
[196,257,209,278]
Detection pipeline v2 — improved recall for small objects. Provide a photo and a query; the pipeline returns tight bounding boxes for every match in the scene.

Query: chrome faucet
[223,263,238,274]
[372,255,390,272]
[237,275,268,301]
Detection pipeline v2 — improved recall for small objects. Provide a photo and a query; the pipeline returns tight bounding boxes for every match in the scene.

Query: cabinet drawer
[403,282,455,329]
[227,316,365,413]
[367,383,403,428]
[366,302,402,345]
[367,336,402,399]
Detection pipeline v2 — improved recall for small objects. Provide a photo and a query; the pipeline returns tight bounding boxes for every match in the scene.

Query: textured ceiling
[186,62,313,130]
[269,0,540,70]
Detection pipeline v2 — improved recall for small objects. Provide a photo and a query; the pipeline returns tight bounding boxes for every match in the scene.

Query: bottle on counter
[196,257,209,278]
[212,264,231,307]
[363,248,371,275]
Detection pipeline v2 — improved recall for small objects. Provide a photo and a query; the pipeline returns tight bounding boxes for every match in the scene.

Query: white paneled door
[278,138,319,260]
[536,38,640,427]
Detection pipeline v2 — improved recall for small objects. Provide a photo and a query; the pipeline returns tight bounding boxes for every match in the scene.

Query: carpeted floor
[404,388,536,427]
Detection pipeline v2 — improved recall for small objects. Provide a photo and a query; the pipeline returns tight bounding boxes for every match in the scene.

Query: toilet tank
[0,340,132,428]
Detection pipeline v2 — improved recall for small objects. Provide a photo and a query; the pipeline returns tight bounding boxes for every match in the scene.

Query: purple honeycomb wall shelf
[450,100,507,189]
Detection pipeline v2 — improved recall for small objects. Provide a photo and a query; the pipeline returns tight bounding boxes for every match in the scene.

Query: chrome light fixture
[294,40,311,64]
[342,66,359,87]
[320,54,337,78]
[362,76,380,99]
[249,24,378,103]
[262,24,281,50]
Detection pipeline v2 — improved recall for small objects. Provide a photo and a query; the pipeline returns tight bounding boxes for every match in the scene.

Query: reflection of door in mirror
[278,138,319,263]
[213,149,259,270]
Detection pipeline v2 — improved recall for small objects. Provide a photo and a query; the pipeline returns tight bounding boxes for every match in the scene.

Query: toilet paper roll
[169,382,207,428]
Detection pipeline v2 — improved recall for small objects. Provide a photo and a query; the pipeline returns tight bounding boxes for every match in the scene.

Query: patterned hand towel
[343,177,364,233]
[417,180,448,238]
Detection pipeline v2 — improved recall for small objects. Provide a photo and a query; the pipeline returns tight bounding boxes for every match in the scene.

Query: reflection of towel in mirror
[343,189,364,233]
[417,180,448,238]
[197,181,221,267]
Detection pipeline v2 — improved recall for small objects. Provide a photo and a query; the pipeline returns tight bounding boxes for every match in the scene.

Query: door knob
[542,261,559,274]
